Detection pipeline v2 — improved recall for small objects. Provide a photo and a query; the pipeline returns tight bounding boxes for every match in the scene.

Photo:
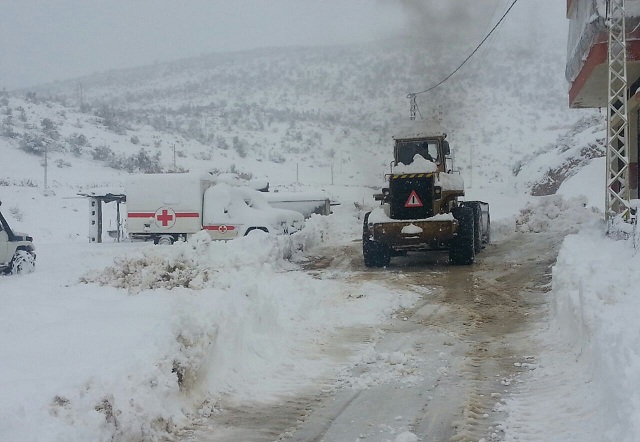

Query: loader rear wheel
[485,214,491,245]
[450,206,475,265]
[462,202,482,253]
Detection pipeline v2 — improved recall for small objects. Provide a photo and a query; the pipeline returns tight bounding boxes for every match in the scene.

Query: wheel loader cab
[363,124,490,268]
[394,137,447,172]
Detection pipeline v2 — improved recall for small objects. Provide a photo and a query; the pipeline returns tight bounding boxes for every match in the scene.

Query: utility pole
[43,142,48,192]
[78,83,84,111]
[605,0,632,225]
[172,144,176,171]
[469,143,473,189]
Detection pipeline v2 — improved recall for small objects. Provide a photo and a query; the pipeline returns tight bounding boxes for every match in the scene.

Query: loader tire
[362,212,391,268]
[450,206,475,265]
[484,213,491,245]
[462,202,482,253]
[363,239,391,268]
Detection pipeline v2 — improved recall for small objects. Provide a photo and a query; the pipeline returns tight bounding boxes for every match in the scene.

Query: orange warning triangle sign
[404,190,423,208]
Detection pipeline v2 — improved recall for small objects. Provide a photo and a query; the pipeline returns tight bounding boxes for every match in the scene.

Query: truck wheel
[245,227,269,236]
[155,235,174,245]
[363,239,391,268]
[11,250,36,275]
[450,206,475,265]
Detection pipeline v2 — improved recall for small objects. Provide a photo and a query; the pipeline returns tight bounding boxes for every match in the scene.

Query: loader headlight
[434,186,442,200]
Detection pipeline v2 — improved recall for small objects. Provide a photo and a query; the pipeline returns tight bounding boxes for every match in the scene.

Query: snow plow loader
[363,122,490,267]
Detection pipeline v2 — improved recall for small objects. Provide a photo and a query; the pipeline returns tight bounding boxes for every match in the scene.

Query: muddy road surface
[183,231,559,442]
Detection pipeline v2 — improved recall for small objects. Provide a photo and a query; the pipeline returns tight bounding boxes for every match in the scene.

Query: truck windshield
[396,140,439,165]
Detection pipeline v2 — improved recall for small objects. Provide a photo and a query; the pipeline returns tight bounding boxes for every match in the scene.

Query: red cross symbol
[157,210,173,226]
[154,208,176,228]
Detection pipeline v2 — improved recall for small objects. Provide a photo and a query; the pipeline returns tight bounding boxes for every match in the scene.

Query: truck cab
[0,200,36,275]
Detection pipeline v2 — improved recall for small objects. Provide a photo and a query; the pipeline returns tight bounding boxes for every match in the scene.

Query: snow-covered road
[181,227,576,442]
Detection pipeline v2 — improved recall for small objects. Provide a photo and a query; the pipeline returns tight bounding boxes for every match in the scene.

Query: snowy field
[1,158,639,441]
[0,184,419,441]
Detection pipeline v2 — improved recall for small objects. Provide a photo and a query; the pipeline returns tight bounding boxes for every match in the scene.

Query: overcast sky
[0,0,565,90]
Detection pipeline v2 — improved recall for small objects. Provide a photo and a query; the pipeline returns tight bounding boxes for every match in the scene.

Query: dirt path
[183,231,561,442]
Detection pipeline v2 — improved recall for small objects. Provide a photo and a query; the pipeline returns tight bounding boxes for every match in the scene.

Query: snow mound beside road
[515,194,600,234]
[22,225,418,442]
[80,228,325,294]
[551,228,640,441]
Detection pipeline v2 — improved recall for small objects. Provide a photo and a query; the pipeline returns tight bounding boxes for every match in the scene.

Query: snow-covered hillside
[3,34,601,194]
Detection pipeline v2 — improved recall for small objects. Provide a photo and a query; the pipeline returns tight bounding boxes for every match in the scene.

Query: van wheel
[11,250,36,275]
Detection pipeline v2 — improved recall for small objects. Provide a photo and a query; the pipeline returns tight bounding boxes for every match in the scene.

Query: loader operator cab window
[396,140,439,165]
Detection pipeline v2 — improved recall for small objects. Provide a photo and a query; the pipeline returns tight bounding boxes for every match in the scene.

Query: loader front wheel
[363,239,391,268]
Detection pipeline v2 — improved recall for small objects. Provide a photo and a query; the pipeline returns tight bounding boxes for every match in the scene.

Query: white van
[0,200,36,275]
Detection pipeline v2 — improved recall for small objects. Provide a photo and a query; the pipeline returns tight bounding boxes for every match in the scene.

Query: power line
[408,0,520,97]
[454,0,508,103]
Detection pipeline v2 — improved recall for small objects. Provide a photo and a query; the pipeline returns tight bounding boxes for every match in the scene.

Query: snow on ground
[2,151,640,441]
[497,163,640,442]
[0,184,423,442]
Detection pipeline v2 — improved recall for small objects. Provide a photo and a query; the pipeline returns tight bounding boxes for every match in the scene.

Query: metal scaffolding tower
[606,0,632,223]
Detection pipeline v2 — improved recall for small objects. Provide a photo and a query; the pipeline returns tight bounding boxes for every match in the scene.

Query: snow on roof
[566,0,640,84]
[126,171,214,187]
[393,155,438,174]
[392,120,448,140]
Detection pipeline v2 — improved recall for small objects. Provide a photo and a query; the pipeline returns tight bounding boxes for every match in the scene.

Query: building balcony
[567,0,640,108]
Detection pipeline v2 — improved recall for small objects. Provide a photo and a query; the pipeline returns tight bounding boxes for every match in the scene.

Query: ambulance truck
[126,172,304,244]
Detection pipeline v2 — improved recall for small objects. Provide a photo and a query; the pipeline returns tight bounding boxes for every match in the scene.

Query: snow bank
[0,214,418,441]
[515,194,600,234]
[550,227,640,441]
[81,230,300,294]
